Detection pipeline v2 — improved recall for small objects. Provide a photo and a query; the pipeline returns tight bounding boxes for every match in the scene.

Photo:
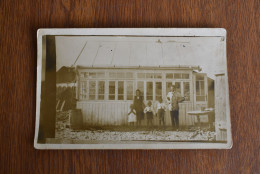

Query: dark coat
[133,96,144,112]
[133,96,145,120]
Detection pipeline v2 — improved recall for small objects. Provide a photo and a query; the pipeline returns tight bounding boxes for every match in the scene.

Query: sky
[55,36,226,79]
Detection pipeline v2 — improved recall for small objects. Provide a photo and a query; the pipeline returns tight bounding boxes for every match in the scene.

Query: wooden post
[37,36,56,143]
[215,73,227,141]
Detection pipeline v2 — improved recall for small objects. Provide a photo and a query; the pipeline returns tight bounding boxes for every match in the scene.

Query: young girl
[128,104,136,126]
[156,97,166,126]
[144,101,154,126]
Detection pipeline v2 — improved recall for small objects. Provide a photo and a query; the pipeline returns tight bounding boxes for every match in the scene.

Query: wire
[71,41,87,67]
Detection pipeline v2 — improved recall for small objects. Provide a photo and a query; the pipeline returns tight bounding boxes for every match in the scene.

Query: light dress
[128,109,137,122]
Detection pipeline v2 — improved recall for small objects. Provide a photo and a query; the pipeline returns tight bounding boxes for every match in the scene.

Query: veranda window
[98,81,105,100]
[166,73,173,79]
[137,81,144,96]
[89,81,96,100]
[155,82,162,100]
[174,73,189,79]
[166,82,172,93]
[109,72,134,79]
[146,82,153,100]
[196,75,206,101]
[183,82,190,101]
[175,82,181,93]
[118,81,124,100]
[126,81,134,100]
[80,81,87,100]
[109,81,116,100]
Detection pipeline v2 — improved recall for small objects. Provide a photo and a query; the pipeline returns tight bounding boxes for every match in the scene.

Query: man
[167,85,185,130]
[133,89,145,126]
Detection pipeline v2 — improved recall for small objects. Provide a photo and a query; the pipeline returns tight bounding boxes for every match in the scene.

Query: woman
[133,89,145,126]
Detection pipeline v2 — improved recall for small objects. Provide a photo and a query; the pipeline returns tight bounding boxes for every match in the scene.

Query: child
[156,97,166,126]
[144,101,154,126]
[128,104,136,126]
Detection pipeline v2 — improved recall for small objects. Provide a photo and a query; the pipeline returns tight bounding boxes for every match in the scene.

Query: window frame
[77,70,193,102]
[195,74,207,102]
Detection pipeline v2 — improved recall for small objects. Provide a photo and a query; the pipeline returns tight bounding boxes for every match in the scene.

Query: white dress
[128,109,137,122]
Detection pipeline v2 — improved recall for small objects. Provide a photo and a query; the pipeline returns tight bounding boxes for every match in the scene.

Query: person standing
[133,89,145,126]
[156,97,166,126]
[127,104,136,126]
[167,85,185,130]
[144,101,154,126]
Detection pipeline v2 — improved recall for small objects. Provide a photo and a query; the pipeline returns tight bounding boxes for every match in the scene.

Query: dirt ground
[55,112,216,142]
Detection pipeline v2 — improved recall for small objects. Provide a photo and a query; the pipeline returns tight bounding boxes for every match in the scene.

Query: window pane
[89,81,96,100]
[126,72,133,78]
[184,82,190,101]
[146,73,154,79]
[196,81,200,95]
[137,81,144,95]
[80,81,87,99]
[166,73,173,79]
[96,72,105,78]
[146,82,153,100]
[137,73,145,78]
[174,73,182,79]
[109,81,115,100]
[89,73,96,79]
[109,72,117,78]
[98,81,105,100]
[175,82,181,93]
[126,81,133,100]
[182,73,189,79]
[196,96,206,101]
[80,72,88,78]
[117,72,125,79]
[118,81,124,100]
[196,75,204,80]
[155,82,162,100]
[154,73,162,79]
[201,81,205,95]
[166,82,172,93]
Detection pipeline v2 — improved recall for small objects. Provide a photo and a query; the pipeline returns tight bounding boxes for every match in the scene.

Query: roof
[71,37,202,68]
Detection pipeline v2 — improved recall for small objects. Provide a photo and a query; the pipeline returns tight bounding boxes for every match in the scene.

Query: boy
[156,97,166,126]
[144,101,154,126]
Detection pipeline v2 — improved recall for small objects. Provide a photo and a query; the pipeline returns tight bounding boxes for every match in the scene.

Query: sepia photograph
[34,28,232,149]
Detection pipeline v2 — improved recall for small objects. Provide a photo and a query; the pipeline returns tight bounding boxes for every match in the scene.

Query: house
[75,65,214,126]
[67,39,215,126]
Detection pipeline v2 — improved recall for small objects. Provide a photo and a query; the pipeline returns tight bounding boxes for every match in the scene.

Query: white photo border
[34,28,232,149]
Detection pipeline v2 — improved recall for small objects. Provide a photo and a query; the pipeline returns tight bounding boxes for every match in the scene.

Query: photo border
[34,28,232,149]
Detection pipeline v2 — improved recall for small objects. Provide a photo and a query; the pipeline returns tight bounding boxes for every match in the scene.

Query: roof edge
[76,65,202,71]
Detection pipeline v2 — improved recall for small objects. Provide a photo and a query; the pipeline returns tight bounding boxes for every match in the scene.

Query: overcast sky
[55,36,226,79]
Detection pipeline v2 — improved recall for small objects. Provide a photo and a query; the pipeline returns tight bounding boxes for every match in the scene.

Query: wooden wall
[77,101,205,126]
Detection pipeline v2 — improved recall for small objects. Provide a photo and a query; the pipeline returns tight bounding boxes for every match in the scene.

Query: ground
[55,111,217,142]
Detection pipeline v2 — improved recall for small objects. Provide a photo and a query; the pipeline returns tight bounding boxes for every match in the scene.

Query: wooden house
[65,38,216,127]
[75,65,214,126]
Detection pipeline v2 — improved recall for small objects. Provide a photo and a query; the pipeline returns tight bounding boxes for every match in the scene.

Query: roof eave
[76,65,202,71]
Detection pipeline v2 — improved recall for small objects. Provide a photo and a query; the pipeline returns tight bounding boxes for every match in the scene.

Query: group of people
[127,85,185,129]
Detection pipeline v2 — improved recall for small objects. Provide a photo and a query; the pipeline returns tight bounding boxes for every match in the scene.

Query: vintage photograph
[34,28,232,149]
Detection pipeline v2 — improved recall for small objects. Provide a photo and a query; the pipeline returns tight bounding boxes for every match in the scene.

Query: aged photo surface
[34,28,232,149]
